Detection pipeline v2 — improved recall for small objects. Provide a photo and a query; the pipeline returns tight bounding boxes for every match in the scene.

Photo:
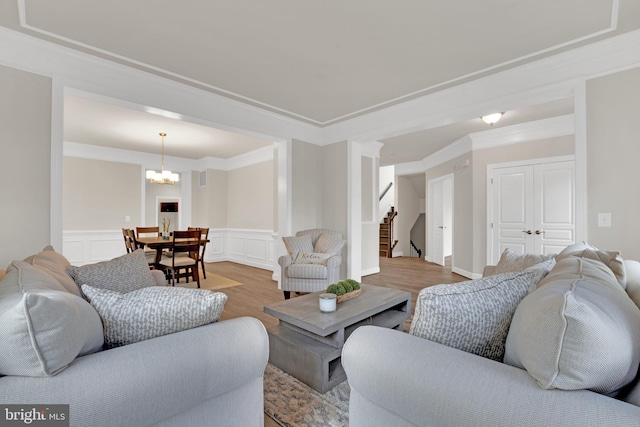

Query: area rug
[264,363,350,427]
[174,273,242,291]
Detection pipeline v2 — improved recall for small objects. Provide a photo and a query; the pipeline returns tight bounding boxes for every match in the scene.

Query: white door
[489,160,575,263]
[428,174,453,266]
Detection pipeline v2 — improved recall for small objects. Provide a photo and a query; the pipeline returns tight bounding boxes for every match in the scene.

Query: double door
[488,159,575,264]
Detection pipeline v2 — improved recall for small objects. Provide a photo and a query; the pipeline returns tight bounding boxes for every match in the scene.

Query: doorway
[427,174,453,266]
[487,156,575,264]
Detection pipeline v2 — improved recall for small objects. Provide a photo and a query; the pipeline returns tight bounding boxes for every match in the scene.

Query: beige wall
[0,65,51,267]
[227,160,274,229]
[322,141,348,279]
[291,139,323,232]
[421,136,574,275]
[587,67,640,260]
[471,136,575,272]
[63,157,142,230]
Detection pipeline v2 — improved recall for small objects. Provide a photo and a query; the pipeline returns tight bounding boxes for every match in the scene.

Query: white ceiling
[1,0,638,164]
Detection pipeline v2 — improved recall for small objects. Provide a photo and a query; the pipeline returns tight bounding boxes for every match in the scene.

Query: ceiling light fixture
[146,132,180,185]
[481,112,504,126]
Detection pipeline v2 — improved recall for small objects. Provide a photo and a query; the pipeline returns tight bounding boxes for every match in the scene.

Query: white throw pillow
[504,257,640,395]
[294,252,332,264]
[67,249,156,294]
[0,261,104,376]
[23,245,80,296]
[82,285,228,348]
[556,241,626,288]
[409,271,539,361]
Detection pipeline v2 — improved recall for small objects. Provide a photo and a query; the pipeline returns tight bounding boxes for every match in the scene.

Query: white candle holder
[319,293,337,313]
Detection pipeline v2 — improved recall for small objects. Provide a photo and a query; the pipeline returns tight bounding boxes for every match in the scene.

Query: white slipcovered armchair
[278,229,346,299]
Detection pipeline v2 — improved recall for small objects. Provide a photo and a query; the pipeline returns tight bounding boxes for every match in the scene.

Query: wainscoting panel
[63,230,126,266]
[63,229,277,273]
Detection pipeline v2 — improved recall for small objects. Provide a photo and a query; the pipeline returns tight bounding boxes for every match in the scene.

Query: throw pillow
[504,257,640,395]
[282,235,314,259]
[24,245,80,296]
[294,252,332,265]
[409,271,539,361]
[314,233,345,256]
[492,248,555,275]
[556,241,626,288]
[1,261,66,296]
[81,285,228,348]
[67,249,156,294]
[625,260,640,310]
[0,262,104,376]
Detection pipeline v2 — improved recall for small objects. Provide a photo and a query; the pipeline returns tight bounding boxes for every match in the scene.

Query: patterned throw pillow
[314,233,345,256]
[67,250,156,294]
[282,235,314,259]
[492,248,555,275]
[81,285,228,348]
[409,271,538,361]
[294,252,332,265]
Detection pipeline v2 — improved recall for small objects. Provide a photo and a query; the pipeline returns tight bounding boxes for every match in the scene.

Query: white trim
[452,266,479,280]
[361,267,380,277]
[16,0,620,127]
[50,77,65,251]
[573,81,589,244]
[395,116,575,176]
[347,140,363,281]
[64,140,275,172]
[470,115,574,150]
[63,228,276,272]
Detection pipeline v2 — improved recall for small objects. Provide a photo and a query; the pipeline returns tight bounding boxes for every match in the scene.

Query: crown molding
[470,114,574,150]
[0,26,323,145]
[64,141,273,172]
[321,28,640,145]
[394,114,575,176]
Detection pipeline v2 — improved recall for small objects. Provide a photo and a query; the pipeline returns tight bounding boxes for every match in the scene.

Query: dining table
[136,235,209,269]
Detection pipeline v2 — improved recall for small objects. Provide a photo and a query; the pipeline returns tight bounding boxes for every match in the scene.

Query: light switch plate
[597,213,611,227]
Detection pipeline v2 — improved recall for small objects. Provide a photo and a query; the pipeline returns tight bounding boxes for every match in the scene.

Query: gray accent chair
[278,228,345,299]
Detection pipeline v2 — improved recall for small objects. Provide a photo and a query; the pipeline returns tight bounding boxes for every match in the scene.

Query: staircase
[380,207,398,258]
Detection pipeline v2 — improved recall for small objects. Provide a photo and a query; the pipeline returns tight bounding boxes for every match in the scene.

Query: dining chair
[122,228,133,253]
[188,227,210,279]
[159,229,201,288]
[129,228,156,268]
[135,226,160,238]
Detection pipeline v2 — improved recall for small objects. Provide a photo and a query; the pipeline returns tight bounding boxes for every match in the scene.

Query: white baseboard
[392,251,403,258]
[452,266,481,279]
[361,267,380,277]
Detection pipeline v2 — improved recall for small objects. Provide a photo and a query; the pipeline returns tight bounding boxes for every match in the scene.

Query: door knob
[522,230,532,235]
[438,226,445,229]
[535,230,545,235]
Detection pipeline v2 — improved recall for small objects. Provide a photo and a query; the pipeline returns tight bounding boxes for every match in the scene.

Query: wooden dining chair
[129,228,156,268]
[135,226,160,238]
[122,228,132,253]
[188,227,209,279]
[159,229,201,287]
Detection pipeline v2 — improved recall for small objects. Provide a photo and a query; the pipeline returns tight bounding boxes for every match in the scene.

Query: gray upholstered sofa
[343,244,640,427]
[0,247,269,427]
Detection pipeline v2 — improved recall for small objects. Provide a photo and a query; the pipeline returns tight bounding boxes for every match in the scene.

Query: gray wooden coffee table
[264,284,411,393]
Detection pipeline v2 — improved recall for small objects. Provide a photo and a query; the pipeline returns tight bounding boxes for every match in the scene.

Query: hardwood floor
[209,256,466,427]
[214,256,467,329]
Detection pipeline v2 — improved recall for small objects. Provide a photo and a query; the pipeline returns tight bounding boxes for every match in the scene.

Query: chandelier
[146,132,180,185]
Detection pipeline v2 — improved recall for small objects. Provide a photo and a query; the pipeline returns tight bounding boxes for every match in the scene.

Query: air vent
[199,170,207,187]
